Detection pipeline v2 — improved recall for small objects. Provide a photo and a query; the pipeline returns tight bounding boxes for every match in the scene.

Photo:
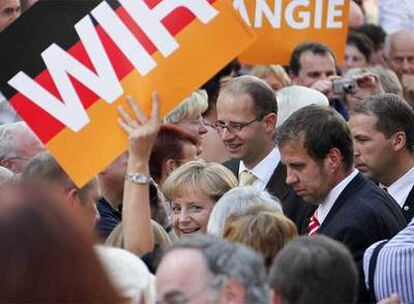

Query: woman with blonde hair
[250,65,291,92]
[162,159,237,238]
[223,204,297,271]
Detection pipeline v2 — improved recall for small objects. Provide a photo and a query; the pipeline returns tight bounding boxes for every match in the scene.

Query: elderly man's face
[0,0,21,32]
[6,131,44,173]
[388,33,414,79]
[156,248,219,304]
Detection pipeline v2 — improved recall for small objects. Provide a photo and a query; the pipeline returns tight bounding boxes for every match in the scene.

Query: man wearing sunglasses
[215,75,314,231]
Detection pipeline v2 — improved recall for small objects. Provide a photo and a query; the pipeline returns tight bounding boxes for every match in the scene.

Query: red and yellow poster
[0,0,256,186]
[234,0,350,65]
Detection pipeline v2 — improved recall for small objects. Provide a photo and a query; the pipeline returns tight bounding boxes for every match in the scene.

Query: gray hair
[0,122,32,159]
[207,186,282,237]
[342,66,403,96]
[170,235,269,304]
[384,29,414,59]
[0,166,13,184]
[269,235,358,304]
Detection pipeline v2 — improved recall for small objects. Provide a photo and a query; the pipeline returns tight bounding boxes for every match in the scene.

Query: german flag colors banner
[234,0,350,65]
[0,0,256,187]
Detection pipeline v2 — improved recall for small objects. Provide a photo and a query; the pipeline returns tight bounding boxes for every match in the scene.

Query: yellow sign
[234,0,350,65]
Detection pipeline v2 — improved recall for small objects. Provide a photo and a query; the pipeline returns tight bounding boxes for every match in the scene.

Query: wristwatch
[125,172,153,185]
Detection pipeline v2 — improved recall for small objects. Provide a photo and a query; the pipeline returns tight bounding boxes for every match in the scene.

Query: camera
[332,79,358,95]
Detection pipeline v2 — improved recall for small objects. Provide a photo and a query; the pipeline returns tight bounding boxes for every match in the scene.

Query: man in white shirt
[276,104,406,302]
[215,75,313,231]
[349,93,414,222]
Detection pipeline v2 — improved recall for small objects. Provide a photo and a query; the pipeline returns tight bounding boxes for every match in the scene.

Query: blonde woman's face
[171,186,216,238]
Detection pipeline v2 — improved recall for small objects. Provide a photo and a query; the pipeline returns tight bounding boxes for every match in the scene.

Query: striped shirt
[363,219,414,302]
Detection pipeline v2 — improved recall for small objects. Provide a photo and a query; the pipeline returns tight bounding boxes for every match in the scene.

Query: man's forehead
[300,51,335,67]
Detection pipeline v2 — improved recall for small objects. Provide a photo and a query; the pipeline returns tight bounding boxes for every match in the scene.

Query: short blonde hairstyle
[223,204,297,270]
[162,159,237,202]
[163,90,208,124]
[250,65,291,88]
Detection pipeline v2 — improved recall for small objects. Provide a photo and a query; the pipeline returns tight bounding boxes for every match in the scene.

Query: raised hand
[118,92,160,163]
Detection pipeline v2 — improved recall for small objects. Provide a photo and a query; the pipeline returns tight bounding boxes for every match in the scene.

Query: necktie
[239,170,257,186]
[307,212,320,236]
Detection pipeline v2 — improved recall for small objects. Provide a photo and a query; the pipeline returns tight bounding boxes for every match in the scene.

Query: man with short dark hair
[269,235,359,304]
[350,93,414,221]
[276,105,406,302]
[156,235,269,304]
[289,42,349,119]
[215,75,313,231]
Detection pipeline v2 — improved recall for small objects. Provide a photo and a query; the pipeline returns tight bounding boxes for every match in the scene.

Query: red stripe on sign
[9,0,217,143]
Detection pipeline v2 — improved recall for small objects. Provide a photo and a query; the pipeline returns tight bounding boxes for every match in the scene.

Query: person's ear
[66,187,80,208]
[263,113,277,133]
[220,280,245,304]
[392,131,406,152]
[164,159,179,176]
[326,147,343,173]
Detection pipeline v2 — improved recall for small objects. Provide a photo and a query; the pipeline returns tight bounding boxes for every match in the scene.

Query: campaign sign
[0,0,256,186]
[234,0,350,65]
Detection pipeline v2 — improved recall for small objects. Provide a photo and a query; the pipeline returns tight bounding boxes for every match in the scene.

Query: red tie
[308,213,320,236]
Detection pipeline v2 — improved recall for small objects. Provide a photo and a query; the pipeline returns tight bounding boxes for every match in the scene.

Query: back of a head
[269,235,358,304]
[276,86,329,127]
[171,235,269,304]
[149,124,198,183]
[207,186,282,237]
[220,75,278,118]
[0,186,123,302]
[223,204,297,270]
[22,151,74,190]
[96,246,155,304]
[22,151,96,203]
[343,67,403,96]
[354,24,387,51]
[276,105,354,172]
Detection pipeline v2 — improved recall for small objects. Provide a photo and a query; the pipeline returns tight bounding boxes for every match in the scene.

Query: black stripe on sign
[0,0,121,99]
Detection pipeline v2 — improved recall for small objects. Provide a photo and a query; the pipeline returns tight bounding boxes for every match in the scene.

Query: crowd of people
[1,0,414,303]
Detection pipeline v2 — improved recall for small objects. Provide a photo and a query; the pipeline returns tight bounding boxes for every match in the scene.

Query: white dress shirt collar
[388,165,414,208]
[316,169,359,225]
[239,147,280,190]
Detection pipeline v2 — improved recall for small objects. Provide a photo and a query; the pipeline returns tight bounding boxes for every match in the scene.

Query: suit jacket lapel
[319,173,365,232]
[402,185,414,221]
[265,162,289,201]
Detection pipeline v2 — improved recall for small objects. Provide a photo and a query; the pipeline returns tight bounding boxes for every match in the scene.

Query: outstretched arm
[118,93,160,255]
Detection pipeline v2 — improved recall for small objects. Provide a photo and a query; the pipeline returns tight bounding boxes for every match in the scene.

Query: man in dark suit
[276,104,406,302]
[349,93,414,222]
[214,75,314,230]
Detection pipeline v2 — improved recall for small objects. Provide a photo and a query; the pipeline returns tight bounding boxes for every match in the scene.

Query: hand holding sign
[118,92,160,166]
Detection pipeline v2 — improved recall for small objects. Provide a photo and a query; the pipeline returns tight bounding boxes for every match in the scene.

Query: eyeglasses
[212,117,260,134]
